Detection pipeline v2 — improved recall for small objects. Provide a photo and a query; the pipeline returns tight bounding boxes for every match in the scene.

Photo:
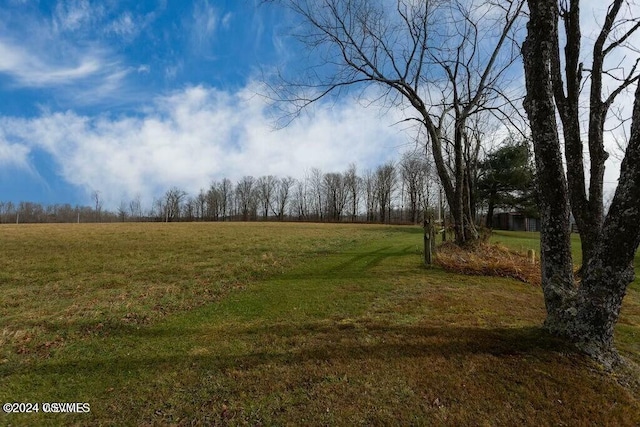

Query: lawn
[1,223,639,425]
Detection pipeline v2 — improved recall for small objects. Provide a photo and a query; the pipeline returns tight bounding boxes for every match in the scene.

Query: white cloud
[105,12,137,38]
[0,1,139,105]
[0,84,406,208]
[190,0,218,53]
[0,138,30,168]
[53,0,98,33]
[0,38,106,87]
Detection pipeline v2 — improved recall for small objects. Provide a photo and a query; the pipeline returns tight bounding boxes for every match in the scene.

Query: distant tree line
[1,142,536,225]
[0,151,441,224]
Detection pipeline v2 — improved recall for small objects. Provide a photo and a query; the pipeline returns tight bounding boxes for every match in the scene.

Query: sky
[0,0,410,209]
[0,0,637,210]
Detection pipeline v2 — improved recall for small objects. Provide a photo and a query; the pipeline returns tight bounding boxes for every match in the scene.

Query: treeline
[1,152,439,225]
[1,143,537,226]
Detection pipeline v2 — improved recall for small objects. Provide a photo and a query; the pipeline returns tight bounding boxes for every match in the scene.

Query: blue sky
[0,0,635,210]
[0,0,406,209]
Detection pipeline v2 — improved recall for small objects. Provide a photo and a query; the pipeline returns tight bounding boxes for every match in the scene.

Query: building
[492,211,540,232]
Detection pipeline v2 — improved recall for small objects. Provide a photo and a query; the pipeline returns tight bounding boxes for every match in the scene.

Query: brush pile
[435,241,541,286]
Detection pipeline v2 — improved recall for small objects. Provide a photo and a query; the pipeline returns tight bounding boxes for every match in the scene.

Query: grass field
[1,222,639,425]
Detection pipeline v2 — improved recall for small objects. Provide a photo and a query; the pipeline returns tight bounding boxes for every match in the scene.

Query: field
[1,222,639,425]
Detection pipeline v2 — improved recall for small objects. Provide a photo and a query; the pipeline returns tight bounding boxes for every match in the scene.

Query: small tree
[92,190,102,222]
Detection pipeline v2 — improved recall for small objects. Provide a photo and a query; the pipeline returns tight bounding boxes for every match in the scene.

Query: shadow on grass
[281,245,417,281]
[7,322,575,379]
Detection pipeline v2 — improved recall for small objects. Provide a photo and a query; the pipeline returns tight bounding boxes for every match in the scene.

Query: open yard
[1,222,639,425]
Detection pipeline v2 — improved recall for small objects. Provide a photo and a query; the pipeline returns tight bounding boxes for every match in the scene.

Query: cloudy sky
[0,0,413,209]
[0,0,637,210]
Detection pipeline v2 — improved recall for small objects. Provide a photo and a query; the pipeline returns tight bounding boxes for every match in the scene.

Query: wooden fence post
[424,218,432,267]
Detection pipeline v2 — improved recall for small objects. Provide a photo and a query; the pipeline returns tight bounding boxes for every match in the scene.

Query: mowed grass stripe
[1,223,639,426]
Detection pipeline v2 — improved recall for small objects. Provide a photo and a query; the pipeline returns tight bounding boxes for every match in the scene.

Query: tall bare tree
[272,176,296,220]
[256,175,278,220]
[117,200,128,222]
[400,151,430,224]
[92,190,102,222]
[236,176,258,221]
[129,194,142,221]
[163,187,187,222]
[309,168,325,221]
[549,0,640,268]
[375,162,396,224]
[344,163,361,222]
[363,169,378,222]
[195,189,208,220]
[291,178,309,220]
[218,178,233,221]
[523,0,640,364]
[267,0,525,244]
[324,172,349,221]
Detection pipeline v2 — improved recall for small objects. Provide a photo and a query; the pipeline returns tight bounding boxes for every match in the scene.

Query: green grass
[491,229,640,366]
[1,223,639,425]
[490,230,584,265]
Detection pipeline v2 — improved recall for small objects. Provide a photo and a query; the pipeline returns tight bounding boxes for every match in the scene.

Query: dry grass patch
[436,241,541,286]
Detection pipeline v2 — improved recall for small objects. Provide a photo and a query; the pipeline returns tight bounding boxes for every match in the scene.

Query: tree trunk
[522,0,577,332]
[562,83,640,361]
[524,0,640,364]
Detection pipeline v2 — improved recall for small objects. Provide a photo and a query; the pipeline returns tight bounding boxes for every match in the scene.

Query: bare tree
[129,195,142,221]
[256,175,278,220]
[195,189,208,220]
[344,163,361,222]
[363,169,378,222]
[92,190,102,222]
[400,150,430,224]
[206,184,221,220]
[182,197,196,221]
[548,0,640,267]
[291,178,309,219]
[309,168,325,221]
[163,187,188,222]
[323,172,349,221]
[266,0,525,243]
[375,162,396,224]
[272,176,296,220]
[236,176,258,221]
[522,0,640,364]
[218,178,233,221]
[117,200,128,222]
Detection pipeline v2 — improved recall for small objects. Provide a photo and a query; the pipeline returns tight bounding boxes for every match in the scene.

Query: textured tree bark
[524,0,640,365]
[569,83,640,362]
[522,0,576,329]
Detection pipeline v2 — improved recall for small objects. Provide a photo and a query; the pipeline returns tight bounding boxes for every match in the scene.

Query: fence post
[424,218,432,267]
